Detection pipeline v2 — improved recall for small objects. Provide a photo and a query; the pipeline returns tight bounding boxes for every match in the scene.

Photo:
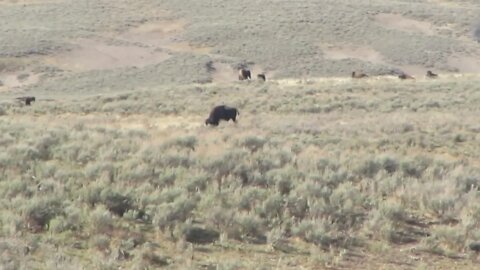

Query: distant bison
[238,69,251,80]
[426,70,438,78]
[398,73,415,80]
[351,71,368,79]
[257,73,266,81]
[16,96,36,106]
[205,105,239,126]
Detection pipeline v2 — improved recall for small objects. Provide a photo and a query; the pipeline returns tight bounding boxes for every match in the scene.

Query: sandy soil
[0,0,61,5]
[321,44,385,64]
[0,70,40,91]
[374,13,436,36]
[44,39,171,71]
[31,17,264,84]
[448,55,480,73]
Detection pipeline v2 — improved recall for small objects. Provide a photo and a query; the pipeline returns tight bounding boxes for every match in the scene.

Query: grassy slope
[1,77,480,269]
[1,0,480,269]
[1,0,480,99]
[158,0,480,77]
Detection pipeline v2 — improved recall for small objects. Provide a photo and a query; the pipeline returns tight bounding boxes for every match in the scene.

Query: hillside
[1,0,480,269]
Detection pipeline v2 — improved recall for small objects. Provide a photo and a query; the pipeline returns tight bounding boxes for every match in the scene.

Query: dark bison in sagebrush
[16,96,36,106]
[426,70,438,78]
[205,105,239,126]
[351,71,368,78]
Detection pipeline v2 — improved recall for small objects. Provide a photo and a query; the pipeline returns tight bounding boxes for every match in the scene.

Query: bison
[351,71,368,79]
[205,105,239,126]
[398,73,415,80]
[426,70,438,78]
[257,73,266,81]
[16,96,36,106]
[238,69,251,80]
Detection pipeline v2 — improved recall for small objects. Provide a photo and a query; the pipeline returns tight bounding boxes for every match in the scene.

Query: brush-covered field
[2,78,480,269]
[1,0,480,269]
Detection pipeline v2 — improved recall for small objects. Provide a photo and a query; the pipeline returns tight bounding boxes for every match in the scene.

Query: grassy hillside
[1,0,480,98]
[1,0,480,269]
[2,77,480,269]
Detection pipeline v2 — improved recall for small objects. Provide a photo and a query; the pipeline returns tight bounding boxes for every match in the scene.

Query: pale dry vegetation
[2,0,480,269]
[1,77,480,269]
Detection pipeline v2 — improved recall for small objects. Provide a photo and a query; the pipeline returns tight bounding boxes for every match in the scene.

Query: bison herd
[206,68,443,127]
[10,67,442,129]
[352,70,440,80]
[238,68,266,82]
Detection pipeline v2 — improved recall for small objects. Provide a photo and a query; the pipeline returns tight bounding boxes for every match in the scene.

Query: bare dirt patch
[0,0,61,5]
[117,20,187,48]
[44,38,171,72]
[0,70,40,90]
[426,0,471,9]
[447,55,480,73]
[210,62,238,83]
[41,19,217,72]
[320,44,385,64]
[374,14,436,35]
[117,19,213,54]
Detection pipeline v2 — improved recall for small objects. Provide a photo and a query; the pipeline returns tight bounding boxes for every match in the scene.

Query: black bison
[426,70,438,78]
[205,105,239,126]
[351,71,368,79]
[238,69,251,80]
[398,73,415,80]
[16,96,36,106]
[257,73,266,81]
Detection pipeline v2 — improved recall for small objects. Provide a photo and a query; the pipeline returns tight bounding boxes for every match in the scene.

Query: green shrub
[238,136,267,153]
[153,195,197,233]
[260,193,285,221]
[23,198,63,232]
[162,136,197,151]
[90,205,114,234]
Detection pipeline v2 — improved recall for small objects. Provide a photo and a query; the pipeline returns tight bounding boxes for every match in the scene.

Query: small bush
[93,234,111,251]
[23,198,63,232]
[230,213,265,243]
[292,219,337,248]
[90,205,114,234]
[184,174,208,193]
[238,136,267,153]
[153,169,177,188]
[153,196,197,233]
[162,136,197,151]
[286,195,309,219]
[261,193,285,221]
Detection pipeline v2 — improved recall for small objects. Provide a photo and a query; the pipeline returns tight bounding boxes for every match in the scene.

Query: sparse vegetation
[1,78,480,268]
[1,0,480,269]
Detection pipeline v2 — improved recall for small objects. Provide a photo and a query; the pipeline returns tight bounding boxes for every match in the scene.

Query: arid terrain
[1,0,480,269]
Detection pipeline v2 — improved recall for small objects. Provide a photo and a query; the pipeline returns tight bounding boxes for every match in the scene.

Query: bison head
[205,118,219,126]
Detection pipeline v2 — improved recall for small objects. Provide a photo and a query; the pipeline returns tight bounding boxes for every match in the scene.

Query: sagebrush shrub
[23,198,63,232]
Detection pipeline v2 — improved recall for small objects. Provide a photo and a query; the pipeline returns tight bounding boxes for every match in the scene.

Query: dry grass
[1,0,480,269]
[1,77,480,269]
